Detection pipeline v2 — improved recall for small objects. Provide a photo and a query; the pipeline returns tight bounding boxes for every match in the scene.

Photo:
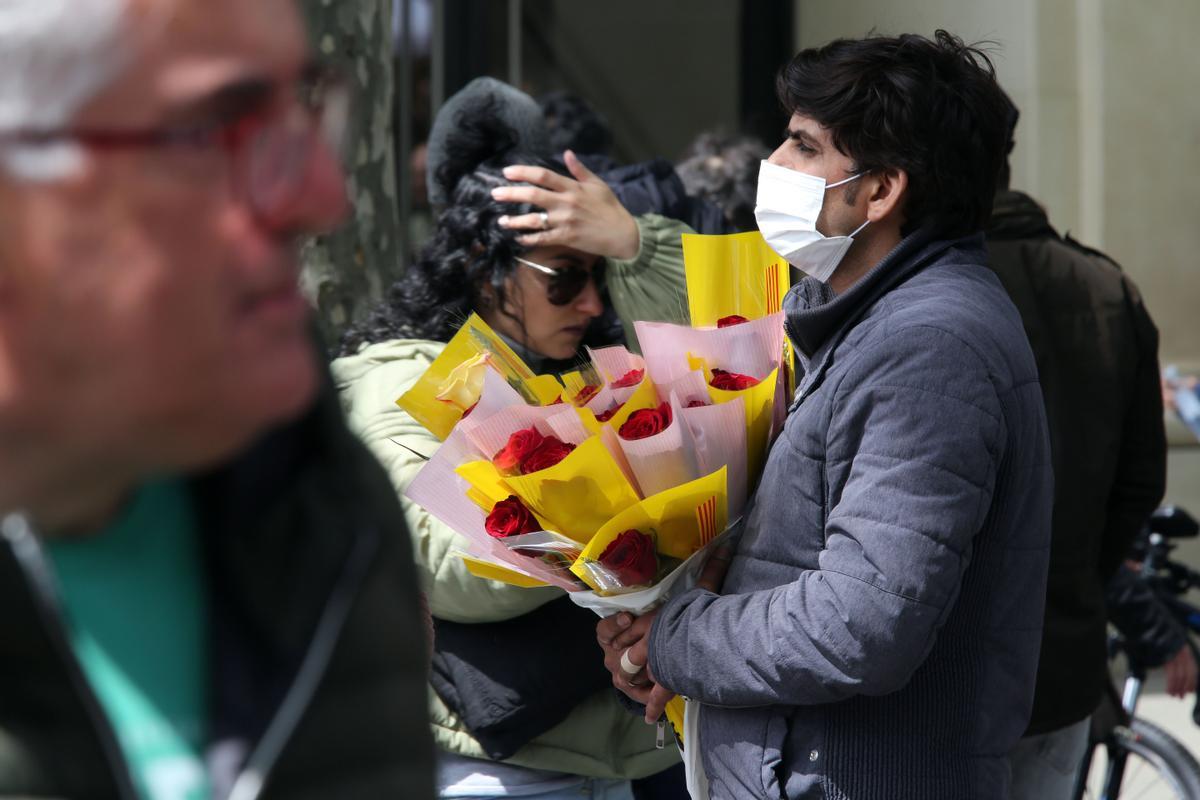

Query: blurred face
[767,112,864,238]
[481,244,605,360]
[0,0,347,509]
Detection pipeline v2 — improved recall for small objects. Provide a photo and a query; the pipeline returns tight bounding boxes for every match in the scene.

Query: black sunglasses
[514,257,604,306]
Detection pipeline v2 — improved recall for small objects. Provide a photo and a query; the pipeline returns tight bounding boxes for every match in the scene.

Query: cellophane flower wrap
[453,405,640,545]
[403,371,585,590]
[562,346,658,434]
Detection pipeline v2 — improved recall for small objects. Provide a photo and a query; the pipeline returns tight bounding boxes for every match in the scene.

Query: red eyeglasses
[0,63,350,228]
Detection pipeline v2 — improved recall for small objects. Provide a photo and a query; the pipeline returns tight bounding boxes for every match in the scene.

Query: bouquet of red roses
[397,230,791,744]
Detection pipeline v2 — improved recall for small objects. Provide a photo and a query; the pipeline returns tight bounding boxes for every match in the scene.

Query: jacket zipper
[1,513,140,800]
[225,525,379,800]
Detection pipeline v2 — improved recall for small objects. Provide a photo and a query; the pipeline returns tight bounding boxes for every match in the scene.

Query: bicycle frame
[1071,515,1200,800]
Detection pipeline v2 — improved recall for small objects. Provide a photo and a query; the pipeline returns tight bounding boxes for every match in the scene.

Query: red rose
[595,403,625,423]
[618,402,672,441]
[710,369,761,391]
[492,427,545,473]
[685,399,710,408]
[484,495,542,539]
[717,315,749,328]
[572,385,600,406]
[598,529,658,586]
[519,436,577,474]
[610,369,644,389]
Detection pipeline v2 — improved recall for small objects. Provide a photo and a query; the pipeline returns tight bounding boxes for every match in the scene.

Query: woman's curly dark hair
[339,105,566,356]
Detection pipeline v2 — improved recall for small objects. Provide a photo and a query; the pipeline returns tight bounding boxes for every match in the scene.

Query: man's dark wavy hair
[338,104,566,356]
[776,30,1009,237]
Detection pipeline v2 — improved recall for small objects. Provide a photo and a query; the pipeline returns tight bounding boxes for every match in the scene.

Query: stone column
[297,0,400,349]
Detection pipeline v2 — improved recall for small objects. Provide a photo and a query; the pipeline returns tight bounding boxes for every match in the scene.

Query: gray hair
[0,0,133,180]
[676,131,770,232]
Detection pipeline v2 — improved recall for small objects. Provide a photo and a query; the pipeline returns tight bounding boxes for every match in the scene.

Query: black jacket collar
[987,190,1057,241]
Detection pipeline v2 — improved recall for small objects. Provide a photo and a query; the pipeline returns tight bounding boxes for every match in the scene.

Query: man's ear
[866,168,908,225]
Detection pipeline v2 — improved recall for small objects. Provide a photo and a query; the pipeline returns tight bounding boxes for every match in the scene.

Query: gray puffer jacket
[649,230,1053,800]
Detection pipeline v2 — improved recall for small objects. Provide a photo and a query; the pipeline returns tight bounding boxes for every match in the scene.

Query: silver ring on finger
[538,211,550,229]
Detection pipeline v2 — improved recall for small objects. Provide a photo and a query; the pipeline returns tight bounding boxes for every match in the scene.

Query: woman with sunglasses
[332,124,691,799]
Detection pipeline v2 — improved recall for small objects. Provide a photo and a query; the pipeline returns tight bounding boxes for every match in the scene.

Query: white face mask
[754,160,870,284]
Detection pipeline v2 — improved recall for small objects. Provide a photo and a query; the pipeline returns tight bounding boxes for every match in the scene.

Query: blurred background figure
[1164,366,1200,443]
[676,131,770,232]
[0,0,435,798]
[540,89,615,165]
[986,94,1168,800]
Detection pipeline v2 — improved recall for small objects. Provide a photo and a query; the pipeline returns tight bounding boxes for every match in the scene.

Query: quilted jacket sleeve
[649,324,1012,707]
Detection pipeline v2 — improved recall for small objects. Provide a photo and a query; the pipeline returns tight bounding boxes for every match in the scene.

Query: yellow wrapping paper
[457,437,640,545]
[461,556,552,589]
[708,368,779,483]
[560,367,602,406]
[396,314,561,440]
[688,356,779,482]
[665,698,685,746]
[577,377,660,435]
[682,231,790,325]
[570,467,728,591]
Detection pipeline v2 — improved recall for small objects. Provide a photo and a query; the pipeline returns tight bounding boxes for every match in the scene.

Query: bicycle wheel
[1082,718,1200,799]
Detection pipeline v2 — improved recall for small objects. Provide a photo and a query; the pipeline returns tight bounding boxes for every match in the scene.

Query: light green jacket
[331,214,691,778]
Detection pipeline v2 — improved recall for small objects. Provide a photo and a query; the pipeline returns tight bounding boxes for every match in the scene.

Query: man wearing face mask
[597,31,1052,799]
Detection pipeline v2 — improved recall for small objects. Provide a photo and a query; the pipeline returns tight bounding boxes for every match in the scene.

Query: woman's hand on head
[492,150,640,261]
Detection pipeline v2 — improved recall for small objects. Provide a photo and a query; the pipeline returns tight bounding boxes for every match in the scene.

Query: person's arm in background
[602,213,692,346]
[1107,562,1197,697]
[581,154,735,235]
[1098,278,1167,580]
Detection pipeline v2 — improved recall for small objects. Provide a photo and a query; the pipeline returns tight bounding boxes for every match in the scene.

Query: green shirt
[46,480,211,800]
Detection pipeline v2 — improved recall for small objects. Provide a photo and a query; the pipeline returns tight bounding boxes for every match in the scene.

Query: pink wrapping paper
[678,394,749,518]
[586,345,648,404]
[404,424,581,591]
[458,402,589,459]
[634,312,787,385]
[613,395,701,499]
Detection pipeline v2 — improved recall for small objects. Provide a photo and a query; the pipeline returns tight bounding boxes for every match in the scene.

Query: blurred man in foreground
[0,1,434,797]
